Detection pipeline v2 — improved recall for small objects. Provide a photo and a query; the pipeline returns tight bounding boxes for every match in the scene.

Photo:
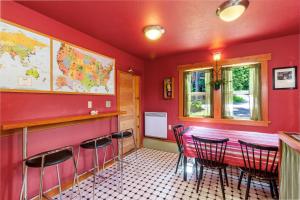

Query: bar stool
[75,135,115,199]
[19,146,81,200]
[111,128,138,192]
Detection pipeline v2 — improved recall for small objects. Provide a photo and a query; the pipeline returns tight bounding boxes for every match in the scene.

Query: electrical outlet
[168,125,172,130]
[88,101,93,109]
[105,100,111,108]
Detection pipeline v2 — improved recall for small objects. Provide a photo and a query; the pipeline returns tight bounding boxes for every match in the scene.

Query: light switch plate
[168,125,172,130]
[88,101,93,109]
[105,100,111,108]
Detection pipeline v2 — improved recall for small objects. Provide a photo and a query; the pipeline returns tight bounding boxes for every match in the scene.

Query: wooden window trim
[178,53,271,127]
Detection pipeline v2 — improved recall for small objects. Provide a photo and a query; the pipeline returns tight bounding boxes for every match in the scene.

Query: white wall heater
[145,112,167,139]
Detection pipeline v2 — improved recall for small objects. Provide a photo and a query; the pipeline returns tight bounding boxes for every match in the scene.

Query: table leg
[22,127,28,200]
[183,156,187,181]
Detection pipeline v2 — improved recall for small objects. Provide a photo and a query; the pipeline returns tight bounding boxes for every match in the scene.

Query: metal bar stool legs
[56,165,62,200]
[76,135,114,199]
[111,129,139,193]
[120,137,124,192]
[19,165,28,200]
[70,148,81,200]
[20,146,81,200]
[92,146,98,199]
[39,157,45,200]
[132,132,139,174]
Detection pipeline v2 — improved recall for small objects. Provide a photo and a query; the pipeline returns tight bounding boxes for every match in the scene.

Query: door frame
[117,70,141,147]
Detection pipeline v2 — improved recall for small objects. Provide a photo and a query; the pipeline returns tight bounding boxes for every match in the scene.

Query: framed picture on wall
[273,66,297,90]
[163,77,174,99]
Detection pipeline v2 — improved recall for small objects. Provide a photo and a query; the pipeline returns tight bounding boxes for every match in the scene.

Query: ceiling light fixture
[216,0,249,22]
[213,52,222,61]
[143,25,165,41]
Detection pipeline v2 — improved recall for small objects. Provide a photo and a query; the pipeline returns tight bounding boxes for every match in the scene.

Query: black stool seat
[80,137,112,149]
[112,131,132,139]
[25,149,73,168]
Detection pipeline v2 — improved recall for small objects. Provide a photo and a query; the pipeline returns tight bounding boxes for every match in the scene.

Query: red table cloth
[182,126,279,167]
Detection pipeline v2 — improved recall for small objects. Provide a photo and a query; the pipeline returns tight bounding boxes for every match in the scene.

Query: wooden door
[117,70,141,154]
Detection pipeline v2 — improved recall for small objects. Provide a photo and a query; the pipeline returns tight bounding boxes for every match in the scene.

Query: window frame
[178,54,271,127]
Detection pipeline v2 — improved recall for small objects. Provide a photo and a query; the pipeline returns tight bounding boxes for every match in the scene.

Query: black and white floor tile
[54,148,274,200]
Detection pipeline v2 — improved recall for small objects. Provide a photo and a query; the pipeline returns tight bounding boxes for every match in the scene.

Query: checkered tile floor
[54,148,275,199]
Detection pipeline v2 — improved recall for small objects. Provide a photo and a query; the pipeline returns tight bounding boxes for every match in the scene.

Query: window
[178,54,270,126]
[183,69,213,117]
[222,64,261,121]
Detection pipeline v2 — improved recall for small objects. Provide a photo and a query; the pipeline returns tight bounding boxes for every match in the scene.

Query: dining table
[181,126,279,181]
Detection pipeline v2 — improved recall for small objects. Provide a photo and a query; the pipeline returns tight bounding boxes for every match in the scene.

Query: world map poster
[0,21,51,91]
[52,39,115,95]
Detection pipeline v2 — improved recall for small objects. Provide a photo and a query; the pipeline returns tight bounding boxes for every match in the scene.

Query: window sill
[178,116,270,127]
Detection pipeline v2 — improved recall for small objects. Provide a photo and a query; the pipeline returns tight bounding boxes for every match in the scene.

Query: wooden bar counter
[1,111,125,200]
[279,132,300,200]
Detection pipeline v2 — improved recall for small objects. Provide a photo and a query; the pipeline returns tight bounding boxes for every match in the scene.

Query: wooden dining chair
[238,140,279,200]
[172,124,186,174]
[192,136,229,200]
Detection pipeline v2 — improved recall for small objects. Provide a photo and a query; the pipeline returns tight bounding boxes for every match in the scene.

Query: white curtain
[249,64,262,121]
[221,67,233,118]
[204,70,213,117]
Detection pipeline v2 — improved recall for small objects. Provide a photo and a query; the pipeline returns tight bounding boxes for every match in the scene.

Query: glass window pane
[232,67,250,119]
[184,69,213,117]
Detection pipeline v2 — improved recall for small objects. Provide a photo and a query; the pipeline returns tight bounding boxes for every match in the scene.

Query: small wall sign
[163,77,174,99]
[273,66,297,90]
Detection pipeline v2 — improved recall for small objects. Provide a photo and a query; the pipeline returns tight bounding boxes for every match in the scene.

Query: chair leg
[19,165,28,200]
[39,157,45,200]
[199,165,204,180]
[183,156,187,181]
[102,146,107,173]
[224,168,229,186]
[272,179,279,199]
[219,168,226,200]
[117,140,121,171]
[111,140,117,162]
[71,147,81,199]
[245,175,252,200]
[95,147,100,174]
[237,171,244,190]
[196,169,201,193]
[120,137,124,193]
[132,133,139,175]
[92,148,98,200]
[71,148,81,200]
[175,153,182,174]
[269,180,275,198]
[195,158,198,179]
[56,165,62,200]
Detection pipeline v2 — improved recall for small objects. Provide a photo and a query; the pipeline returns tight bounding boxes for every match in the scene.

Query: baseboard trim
[143,137,178,153]
[144,136,176,143]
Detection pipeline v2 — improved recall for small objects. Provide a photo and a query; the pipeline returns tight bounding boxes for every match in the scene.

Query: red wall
[0,2,144,200]
[1,2,300,200]
[144,34,300,141]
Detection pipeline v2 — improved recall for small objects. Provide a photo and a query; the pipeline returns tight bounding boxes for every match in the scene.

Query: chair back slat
[270,151,277,173]
[238,140,278,177]
[252,147,256,173]
[215,144,218,161]
[172,125,186,152]
[259,149,262,171]
[192,136,229,168]
[240,144,247,170]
